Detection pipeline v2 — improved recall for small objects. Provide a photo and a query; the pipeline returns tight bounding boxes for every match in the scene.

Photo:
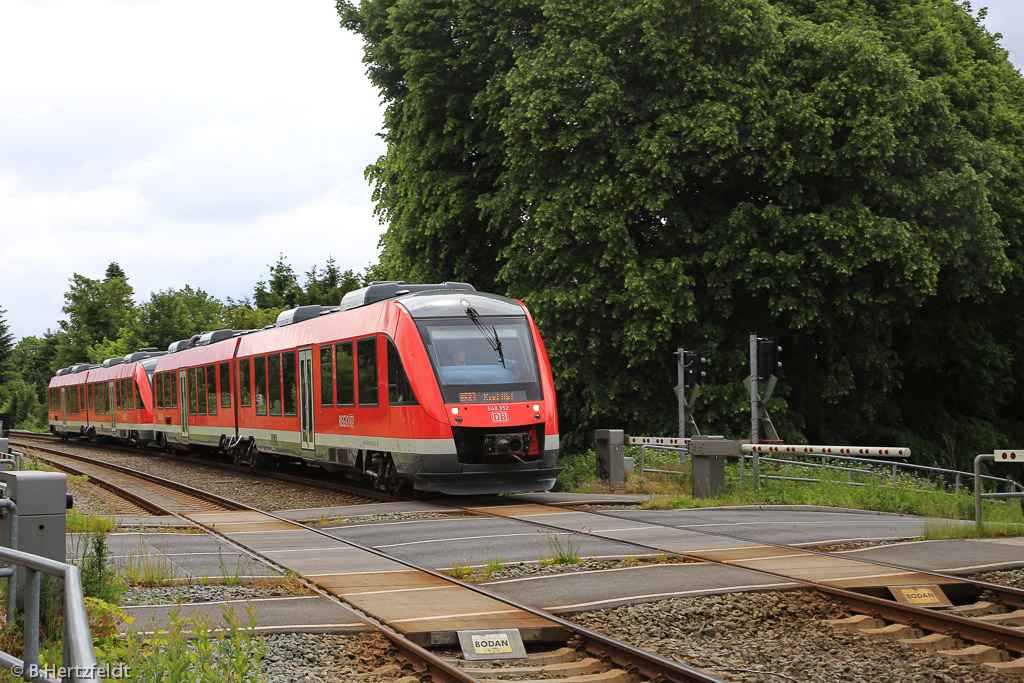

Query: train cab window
[255,356,267,415]
[135,382,143,410]
[356,337,378,406]
[239,358,252,408]
[219,362,231,408]
[320,346,334,407]
[206,365,217,416]
[336,342,354,406]
[268,353,282,416]
[282,351,297,417]
[188,367,198,415]
[387,340,418,405]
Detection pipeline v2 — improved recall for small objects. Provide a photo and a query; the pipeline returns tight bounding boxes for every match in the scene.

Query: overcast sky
[1,1,1023,342]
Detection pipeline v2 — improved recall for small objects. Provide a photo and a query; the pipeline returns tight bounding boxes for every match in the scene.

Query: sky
[1,1,1023,343]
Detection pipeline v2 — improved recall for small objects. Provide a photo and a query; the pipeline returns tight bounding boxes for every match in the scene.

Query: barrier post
[594,430,625,490]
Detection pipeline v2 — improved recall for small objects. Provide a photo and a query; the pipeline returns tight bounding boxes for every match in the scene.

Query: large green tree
[57,265,135,366]
[340,0,1024,464]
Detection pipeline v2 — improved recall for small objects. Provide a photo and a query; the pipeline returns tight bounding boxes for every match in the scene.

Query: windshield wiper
[466,306,506,368]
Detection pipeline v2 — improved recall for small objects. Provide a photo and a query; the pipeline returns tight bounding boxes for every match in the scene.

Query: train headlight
[532,404,540,412]
[451,407,459,415]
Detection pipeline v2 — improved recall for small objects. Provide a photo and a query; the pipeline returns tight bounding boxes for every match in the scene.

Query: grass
[448,560,475,580]
[117,550,178,586]
[537,531,585,565]
[66,511,117,534]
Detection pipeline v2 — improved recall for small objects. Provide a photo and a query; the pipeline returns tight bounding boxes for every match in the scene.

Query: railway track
[456,500,1024,668]
[14,432,1024,676]
[10,431,393,508]
[8,436,724,682]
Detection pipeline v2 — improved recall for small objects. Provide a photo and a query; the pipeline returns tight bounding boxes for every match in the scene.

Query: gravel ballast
[572,590,1024,683]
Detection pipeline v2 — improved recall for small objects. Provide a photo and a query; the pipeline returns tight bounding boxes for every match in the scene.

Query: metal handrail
[634,443,1023,495]
[0,547,98,683]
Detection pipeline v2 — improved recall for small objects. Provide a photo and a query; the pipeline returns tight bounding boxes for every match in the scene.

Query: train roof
[151,285,530,370]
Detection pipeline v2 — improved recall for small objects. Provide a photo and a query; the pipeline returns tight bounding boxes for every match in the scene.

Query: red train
[48,282,561,495]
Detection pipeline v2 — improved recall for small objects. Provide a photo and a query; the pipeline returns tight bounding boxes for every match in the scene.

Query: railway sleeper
[445,646,636,682]
[827,603,1024,669]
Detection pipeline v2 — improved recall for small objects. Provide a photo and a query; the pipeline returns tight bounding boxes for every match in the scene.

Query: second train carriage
[147,282,561,495]
[48,351,162,444]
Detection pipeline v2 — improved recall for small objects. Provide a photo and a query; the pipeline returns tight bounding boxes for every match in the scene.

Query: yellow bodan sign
[471,633,514,656]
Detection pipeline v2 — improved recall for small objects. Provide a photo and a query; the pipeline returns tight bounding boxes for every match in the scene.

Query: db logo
[491,412,509,423]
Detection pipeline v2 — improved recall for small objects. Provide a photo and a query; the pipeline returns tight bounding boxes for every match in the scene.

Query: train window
[161,373,168,409]
[282,351,297,417]
[171,373,179,409]
[320,346,334,407]
[239,358,252,408]
[206,365,218,416]
[115,380,122,411]
[219,362,231,408]
[199,365,210,415]
[336,342,354,406]
[129,379,136,410]
[88,385,93,411]
[188,367,198,415]
[356,337,378,406]
[416,316,543,403]
[387,340,418,405]
[268,353,282,416]
[154,374,161,409]
[255,356,267,415]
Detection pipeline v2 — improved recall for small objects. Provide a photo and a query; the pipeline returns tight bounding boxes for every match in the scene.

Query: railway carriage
[48,351,161,444]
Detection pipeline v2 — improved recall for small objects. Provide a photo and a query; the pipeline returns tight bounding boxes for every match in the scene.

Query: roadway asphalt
[76,495,1024,631]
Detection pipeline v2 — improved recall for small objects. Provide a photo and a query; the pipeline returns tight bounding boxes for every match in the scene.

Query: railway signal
[757,337,781,380]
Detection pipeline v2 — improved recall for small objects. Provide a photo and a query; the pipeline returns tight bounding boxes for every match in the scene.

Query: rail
[0,547,98,683]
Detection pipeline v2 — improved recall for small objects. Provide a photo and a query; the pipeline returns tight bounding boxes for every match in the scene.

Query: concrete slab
[123,595,370,635]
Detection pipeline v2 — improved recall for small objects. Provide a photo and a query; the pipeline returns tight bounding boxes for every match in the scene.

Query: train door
[109,381,116,429]
[178,370,189,438]
[60,388,68,430]
[298,347,314,451]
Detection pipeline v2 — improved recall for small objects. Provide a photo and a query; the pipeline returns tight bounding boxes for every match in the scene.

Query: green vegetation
[66,511,118,534]
[79,532,123,604]
[448,560,475,580]
[537,531,585,565]
[117,550,178,587]
[92,603,266,683]
[597,451,1024,538]
[1,255,371,429]
[339,0,1024,473]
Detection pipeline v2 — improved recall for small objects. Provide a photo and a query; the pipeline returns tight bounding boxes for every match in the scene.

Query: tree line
[0,256,367,430]
[336,0,1024,471]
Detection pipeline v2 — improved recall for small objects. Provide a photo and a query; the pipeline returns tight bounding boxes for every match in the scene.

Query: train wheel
[369,454,409,496]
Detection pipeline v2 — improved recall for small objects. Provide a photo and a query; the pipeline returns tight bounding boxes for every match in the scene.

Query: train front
[400,291,562,495]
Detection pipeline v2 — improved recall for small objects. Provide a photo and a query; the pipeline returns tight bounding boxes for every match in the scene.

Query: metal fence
[0,547,98,683]
[634,440,1023,498]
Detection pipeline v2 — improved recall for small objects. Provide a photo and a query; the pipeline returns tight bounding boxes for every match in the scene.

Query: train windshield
[416,316,543,404]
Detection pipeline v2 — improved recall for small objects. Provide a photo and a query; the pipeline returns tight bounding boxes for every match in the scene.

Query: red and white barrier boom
[742,444,911,458]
